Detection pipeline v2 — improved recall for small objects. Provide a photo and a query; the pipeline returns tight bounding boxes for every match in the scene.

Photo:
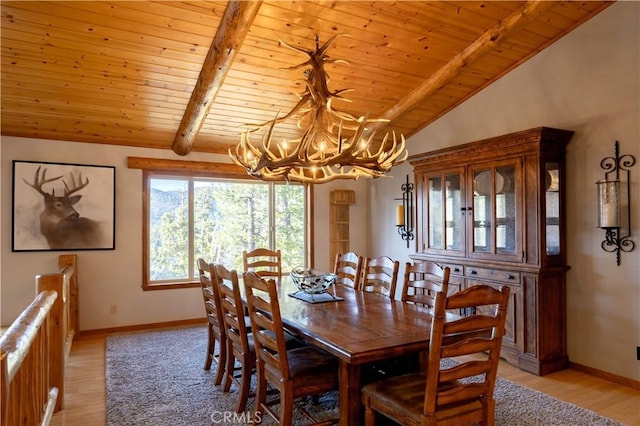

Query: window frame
[130,157,313,291]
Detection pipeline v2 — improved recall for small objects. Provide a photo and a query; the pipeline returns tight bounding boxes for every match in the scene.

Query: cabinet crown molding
[409,127,574,168]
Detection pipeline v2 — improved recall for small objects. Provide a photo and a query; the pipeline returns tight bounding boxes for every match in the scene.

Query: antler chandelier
[229,34,407,184]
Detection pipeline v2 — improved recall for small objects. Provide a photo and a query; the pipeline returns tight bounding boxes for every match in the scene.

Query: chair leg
[483,397,495,426]
[364,405,376,426]
[254,362,267,424]
[235,355,253,413]
[223,342,235,392]
[280,386,294,426]
[214,335,226,386]
[204,327,214,370]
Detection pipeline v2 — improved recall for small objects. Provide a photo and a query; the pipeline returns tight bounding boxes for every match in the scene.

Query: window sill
[143,281,199,291]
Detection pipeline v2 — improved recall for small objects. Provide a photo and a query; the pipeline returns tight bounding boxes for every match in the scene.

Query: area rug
[106,326,623,426]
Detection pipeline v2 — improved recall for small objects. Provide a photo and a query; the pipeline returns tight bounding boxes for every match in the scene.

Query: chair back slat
[243,248,282,284]
[243,271,291,379]
[198,259,224,333]
[334,251,363,289]
[361,256,399,298]
[402,261,450,309]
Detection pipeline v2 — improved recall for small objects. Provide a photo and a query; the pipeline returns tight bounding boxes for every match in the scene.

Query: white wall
[372,1,639,381]
[311,178,369,273]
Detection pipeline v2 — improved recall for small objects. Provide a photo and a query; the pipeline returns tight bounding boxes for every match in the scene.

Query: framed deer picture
[12,160,116,251]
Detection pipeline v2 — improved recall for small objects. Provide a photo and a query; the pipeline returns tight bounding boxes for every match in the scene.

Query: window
[143,172,307,289]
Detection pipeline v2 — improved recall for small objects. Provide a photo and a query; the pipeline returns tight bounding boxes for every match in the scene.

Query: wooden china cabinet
[409,127,574,375]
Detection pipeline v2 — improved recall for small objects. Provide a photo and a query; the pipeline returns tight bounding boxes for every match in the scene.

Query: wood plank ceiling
[1,1,611,156]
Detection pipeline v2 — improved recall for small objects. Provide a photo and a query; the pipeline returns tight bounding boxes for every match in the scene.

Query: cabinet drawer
[464,266,520,285]
[439,263,464,276]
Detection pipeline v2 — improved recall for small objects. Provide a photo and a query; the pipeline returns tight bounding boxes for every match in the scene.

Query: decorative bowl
[290,267,337,294]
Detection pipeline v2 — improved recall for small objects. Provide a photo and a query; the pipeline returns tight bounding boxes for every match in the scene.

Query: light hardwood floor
[51,334,639,425]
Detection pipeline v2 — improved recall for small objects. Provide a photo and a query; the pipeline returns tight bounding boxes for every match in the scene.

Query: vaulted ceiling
[1,1,611,156]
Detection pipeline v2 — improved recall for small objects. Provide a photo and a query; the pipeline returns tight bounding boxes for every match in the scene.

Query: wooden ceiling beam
[171,0,262,156]
[373,0,558,134]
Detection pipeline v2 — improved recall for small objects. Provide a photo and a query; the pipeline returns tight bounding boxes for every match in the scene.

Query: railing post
[58,254,78,345]
[36,273,65,412]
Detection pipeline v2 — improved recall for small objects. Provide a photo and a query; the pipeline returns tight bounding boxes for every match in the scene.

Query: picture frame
[12,160,116,252]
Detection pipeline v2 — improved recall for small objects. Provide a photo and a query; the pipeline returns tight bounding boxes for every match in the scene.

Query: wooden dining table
[271,280,436,426]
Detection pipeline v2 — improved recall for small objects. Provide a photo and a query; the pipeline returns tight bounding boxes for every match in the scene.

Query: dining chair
[243,271,339,426]
[362,284,511,426]
[333,251,363,289]
[392,261,451,376]
[360,255,400,298]
[401,261,451,309]
[196,258,227,386]
[243,248,282,285]
[213,263,256,413]
[359,255,403,380]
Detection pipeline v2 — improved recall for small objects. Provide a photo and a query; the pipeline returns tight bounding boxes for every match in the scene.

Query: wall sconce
[395,175,414,248]
[596,141,635,265]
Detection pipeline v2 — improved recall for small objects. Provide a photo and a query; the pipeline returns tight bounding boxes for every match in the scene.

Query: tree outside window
[145,175,305,288]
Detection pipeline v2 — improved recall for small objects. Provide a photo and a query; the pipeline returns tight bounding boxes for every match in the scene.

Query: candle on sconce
[396,204,404,226]
[602,201,619,228]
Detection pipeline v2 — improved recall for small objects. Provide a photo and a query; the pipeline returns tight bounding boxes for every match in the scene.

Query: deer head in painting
[24,166,104,249]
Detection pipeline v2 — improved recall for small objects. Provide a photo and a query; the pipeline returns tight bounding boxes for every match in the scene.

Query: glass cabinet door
[445,173,463,251]
[424,169,465,256]
[471,168,491,253]
[469,161,520,260]
[428,174,443,249]
[545,162,561,256]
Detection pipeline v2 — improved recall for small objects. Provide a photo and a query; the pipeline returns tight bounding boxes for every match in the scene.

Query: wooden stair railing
[0,254,78,425]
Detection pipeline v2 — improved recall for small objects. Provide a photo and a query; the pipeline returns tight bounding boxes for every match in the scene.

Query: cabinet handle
[507,274,515,280]
[470,270,477,275]
[454,267,461,272]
